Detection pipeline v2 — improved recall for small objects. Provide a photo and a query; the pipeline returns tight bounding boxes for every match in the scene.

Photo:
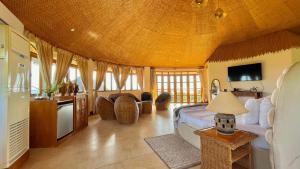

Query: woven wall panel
[208,31,300,62]
[1,0,300,67]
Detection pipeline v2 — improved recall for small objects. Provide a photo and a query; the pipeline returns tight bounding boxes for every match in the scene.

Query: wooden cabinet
[231,91,263,99]
[74,94,88,131]
[30,100,57,148]
[30,94,88,148]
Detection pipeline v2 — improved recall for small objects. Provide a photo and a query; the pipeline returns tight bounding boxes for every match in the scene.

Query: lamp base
[214,113,236,135]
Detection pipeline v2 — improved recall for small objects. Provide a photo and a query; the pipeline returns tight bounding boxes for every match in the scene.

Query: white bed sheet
[177,105,270,149]
[178,106,215,129]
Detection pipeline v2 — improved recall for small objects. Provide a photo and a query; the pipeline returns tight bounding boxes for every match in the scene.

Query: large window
[30,58,40,95]
[93,70,140,91]
[30,57,84,95]
[156,71,201,104]
[123,71,140,91]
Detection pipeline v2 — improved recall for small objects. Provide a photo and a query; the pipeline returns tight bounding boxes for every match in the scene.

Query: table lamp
[206,91,248,135]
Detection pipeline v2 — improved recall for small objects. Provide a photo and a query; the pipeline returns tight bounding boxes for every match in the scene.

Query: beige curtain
[119,66,131,90]
[136,67,144,91]
[199,69,209,103]
[95,62,108,92]
[55,49,73,85]
[93,62,108,114]
[150,68,157,99]
[76,56,89,91]
[111,65,121,91]
[35,38,53,90]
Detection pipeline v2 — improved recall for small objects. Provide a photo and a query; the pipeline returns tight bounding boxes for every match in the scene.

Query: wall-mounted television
[228,63,262,82]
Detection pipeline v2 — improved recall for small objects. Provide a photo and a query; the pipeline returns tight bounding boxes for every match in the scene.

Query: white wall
[0,2,24,34]
[207,48,300,96]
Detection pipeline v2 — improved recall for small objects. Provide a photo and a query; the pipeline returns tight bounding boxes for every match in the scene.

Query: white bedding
[178,106,215,129]
[177,105,270,149]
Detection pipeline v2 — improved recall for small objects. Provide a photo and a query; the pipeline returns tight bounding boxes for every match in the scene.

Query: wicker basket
[114,96,139,124]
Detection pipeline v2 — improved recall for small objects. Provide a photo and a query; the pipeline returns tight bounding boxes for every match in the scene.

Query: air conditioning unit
[0,24,30,168]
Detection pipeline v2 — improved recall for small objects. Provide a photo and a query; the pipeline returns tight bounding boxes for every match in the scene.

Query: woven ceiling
[1,0,300,67]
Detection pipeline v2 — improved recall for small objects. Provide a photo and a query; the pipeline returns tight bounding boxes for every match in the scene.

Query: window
[30,58,40,95]
[122,72,140,91]
[30,56,85,94]
[51,64,56,84]
[98,71,117,91]
[93,71,97,90]
[69,67,77,82]
[76,69,84,92]
[94,70,140,91]
[156,71,202,104]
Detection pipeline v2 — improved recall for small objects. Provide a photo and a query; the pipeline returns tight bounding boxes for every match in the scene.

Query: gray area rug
[144,134,200,169]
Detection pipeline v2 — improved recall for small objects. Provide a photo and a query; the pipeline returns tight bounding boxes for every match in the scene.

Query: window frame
[95,70,140,92]
[155,71,202,104]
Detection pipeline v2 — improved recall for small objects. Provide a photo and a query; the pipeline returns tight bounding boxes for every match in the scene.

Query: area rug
[144,134,200,169]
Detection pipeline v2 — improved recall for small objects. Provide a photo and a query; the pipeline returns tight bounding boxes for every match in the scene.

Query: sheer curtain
[150,68,157,99]
[76,55,89,91]
[35,38,53,90]
[136,67,144,91]
[119,66,131,91]
[199,69,209,103]
[95,62,108,93]
[94,62,108,113]
[55,49,73,85]
[111,65,121,91]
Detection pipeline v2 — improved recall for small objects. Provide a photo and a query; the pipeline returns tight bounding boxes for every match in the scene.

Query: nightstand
[194,128,257,169]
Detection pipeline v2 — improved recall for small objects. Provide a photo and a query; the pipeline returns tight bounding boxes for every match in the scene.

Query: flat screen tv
[228,63,262,82]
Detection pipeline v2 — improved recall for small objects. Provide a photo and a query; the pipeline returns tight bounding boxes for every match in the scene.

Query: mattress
[177,105,270,149]
[178,106,215,129]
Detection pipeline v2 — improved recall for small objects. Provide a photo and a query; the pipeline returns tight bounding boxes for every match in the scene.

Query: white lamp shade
[206,92,248,115]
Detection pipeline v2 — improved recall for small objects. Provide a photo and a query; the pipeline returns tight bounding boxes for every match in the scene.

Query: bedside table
[194,128,257,169]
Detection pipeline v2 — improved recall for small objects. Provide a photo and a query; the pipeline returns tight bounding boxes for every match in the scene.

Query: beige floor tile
[21,105,198,169]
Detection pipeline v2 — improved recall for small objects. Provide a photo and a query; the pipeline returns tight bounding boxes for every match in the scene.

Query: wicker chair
[95,96,116,120]
[114,96,139,124]
[141,92,153,114]
[155,92,171,111]
[141,92,153,101]
[108,93,140,102]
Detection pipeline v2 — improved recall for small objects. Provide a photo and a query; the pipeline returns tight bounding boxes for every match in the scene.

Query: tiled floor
[22,105,200,169]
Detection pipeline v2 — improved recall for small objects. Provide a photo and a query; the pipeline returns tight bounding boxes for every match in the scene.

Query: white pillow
[243,99,260,124]
[260,97,273,128]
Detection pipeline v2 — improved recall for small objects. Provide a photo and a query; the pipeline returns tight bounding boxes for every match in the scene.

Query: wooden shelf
[233,163,247,169]
[232,144,250,162]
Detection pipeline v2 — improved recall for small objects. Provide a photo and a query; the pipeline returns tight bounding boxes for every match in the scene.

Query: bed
[174,104,272,169]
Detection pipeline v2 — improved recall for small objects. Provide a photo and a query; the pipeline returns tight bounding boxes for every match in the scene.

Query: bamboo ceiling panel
[1,0,300,67]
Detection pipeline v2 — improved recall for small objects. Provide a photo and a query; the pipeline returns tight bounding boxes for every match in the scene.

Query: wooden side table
[194,128,257,169]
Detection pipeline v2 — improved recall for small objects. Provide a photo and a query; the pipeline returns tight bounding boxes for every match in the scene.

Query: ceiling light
[70,28,75,32]
[214,0,226,19]
[214,8,227,19]
[195,0,208,6]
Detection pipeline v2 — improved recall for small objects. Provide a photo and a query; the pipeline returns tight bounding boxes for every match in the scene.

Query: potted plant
[73,82,79,95]
[66,81,74,96]
[42,84,58,100]
[59,82,67,96]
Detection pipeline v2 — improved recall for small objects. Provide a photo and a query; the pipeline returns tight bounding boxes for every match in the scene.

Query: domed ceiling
[1,0,300,67]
